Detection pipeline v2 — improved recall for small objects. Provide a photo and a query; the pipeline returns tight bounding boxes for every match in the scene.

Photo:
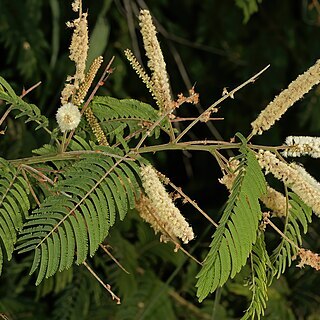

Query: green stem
[60,131,67,153]
[9,150,128,166]
[7,142,287,166]
[137,142,239,154]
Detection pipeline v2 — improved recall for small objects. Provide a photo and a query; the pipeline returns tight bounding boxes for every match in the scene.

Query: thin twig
[99,244,130,274]
[170,117,224,122]
[112,128,145,148]
[134,108,174,150]
[178,245,202,265]
[178,140,236,145]
[0,106,13,127]
[211,149,230,172]
[21,81,42,98]
[168,290,211,320]
[162,35,232,156]
[83,261,121,304]
[80,57,115,116]
[21,164,56,186]
[7,141,288,167]
[20,164,72,198]
[265,217,299,250]
[20,168,41,206]
[159,173,218,228]
[174,65,270,143]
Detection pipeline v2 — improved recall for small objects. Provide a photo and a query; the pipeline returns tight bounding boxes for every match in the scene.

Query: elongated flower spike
[138,10,172,113]
[251,59,320,135]
[61,4,89,105]
[257,150,320,216]
[282,136,320,158]
[137,165,194,244]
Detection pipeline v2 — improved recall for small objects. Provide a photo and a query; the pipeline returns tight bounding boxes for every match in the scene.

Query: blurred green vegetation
[1,0,320,319]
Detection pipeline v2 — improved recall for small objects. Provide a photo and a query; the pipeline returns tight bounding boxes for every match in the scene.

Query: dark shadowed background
[1,0,320,319]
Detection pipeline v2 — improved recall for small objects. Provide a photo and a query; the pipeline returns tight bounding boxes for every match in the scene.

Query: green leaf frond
[36,267,73,298]
[242,233,271,320]
[16,149,142,285]
[196,138,267,302]
[0,158,30,274]
[114,271,176,320]
[90,96,171,145]
[0,76,48,129]
[52,267,96,320]
[269,192,312,280]
[0,1,48,80]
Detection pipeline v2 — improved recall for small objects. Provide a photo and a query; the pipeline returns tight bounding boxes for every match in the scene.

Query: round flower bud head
[56,103,81,132]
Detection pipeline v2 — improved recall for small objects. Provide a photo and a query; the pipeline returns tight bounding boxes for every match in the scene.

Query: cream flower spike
[251,59,320,135]
[56,103,81,132]
[71,0,81,12]
[257,150,320,216]
[138,165,194,244]
[282,136,320,158]
[138,10,172,113]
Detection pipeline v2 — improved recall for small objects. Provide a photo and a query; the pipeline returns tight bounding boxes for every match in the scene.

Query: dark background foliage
[1,0,320,319]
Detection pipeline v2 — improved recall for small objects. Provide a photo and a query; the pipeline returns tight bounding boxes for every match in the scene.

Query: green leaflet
[17,148,142,284]
[0,76,48,129]
[51,267,102,320]
[269,192,312,280]
[241,233,270,320]
[0,158,30,274]
[90,96,171,147]
[235,0,263,23]
[196,137,267,302]
[37,267,73,298]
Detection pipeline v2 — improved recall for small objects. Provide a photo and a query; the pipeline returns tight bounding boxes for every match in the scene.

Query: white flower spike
[282,136,320,158]
[56,102,81,132]
[139,165,194,244]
